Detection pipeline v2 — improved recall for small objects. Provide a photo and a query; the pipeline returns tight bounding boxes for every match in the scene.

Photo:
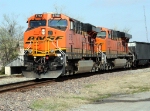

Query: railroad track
[0,79,55,94]
[0,66,149,94]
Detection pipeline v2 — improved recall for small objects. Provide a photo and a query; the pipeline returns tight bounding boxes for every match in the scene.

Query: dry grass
[30,72,150,111]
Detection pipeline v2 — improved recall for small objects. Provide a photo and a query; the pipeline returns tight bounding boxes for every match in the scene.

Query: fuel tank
[113,59,127,69]
[76,60,94,73]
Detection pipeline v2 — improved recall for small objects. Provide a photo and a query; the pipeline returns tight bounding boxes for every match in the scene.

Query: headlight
[41,28,45,35]
[28,49,32,53]
[57,54,61,56]
[50,50,54,53]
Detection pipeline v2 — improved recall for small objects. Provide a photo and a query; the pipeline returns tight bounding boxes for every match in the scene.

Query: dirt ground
[30,69,150,111]
[67,91,150,111]
[67,71,150,111]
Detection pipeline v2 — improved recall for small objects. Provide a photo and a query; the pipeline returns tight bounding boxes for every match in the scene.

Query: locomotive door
[69,34,74,53]
[107,40,111,54]
[117,41,121,55]
[88,36,94,54]
[82,36,87,55]
[107,30,111,55]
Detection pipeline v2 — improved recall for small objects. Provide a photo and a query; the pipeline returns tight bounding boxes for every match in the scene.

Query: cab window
[97,31,106,39]
[26,20,46,31]
[48,19,67,31]
[30,20,46,28]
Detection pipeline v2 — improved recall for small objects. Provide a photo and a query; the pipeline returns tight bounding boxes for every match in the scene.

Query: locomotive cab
[23,13,70,78]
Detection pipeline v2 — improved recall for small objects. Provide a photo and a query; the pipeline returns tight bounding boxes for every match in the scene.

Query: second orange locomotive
[23,13,133,78]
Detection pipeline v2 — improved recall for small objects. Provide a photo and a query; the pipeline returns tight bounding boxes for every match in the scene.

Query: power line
[143,6,149,42]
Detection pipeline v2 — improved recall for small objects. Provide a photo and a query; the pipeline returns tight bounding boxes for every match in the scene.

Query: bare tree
[53,4,65,14]
[113,25,119,31]
[53,4,84,21]
[0,14,24,66]
[113,26,131,33]
[122,27,131,33]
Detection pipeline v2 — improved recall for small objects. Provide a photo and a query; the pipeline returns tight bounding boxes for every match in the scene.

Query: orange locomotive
[22,13,133,78]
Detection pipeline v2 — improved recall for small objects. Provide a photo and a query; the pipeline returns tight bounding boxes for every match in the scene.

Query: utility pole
[143,6,149,42]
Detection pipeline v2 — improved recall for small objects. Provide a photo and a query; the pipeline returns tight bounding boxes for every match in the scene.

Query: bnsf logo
[27,36,46,40]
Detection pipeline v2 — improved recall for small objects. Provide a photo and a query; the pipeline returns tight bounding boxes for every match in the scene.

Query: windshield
[97,31,106,39]
[30,20,46,28]
[48,19,67,31]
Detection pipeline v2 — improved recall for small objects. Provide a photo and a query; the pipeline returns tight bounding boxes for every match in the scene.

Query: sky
[0,0,150,42]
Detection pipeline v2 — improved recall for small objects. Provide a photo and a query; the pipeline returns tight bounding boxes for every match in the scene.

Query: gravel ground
[0,68,150,111]
[0,76,34,85]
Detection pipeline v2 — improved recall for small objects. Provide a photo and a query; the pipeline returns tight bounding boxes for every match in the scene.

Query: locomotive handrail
[51,40,65,55]
[128,47,135,62]
[130,51,135,62]
[101,52,107,64]
[50,39,66,69]
[97,43,107,64]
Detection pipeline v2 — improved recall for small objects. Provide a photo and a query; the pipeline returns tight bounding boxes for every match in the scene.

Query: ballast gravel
[0,68,150,111]
[0,77,34,85]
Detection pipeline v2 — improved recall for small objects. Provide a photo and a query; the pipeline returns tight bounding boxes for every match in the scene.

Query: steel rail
[0,79,54,93]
